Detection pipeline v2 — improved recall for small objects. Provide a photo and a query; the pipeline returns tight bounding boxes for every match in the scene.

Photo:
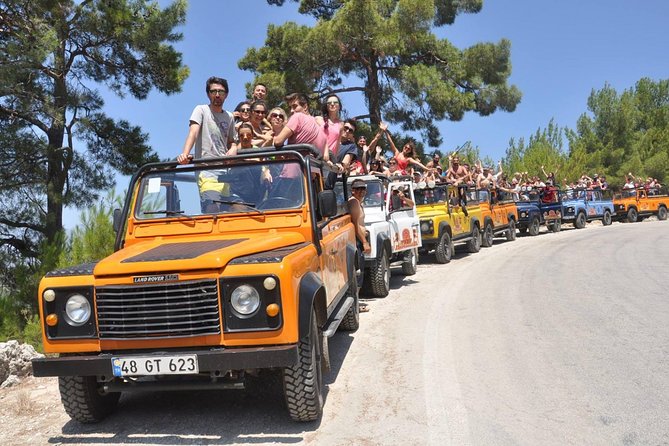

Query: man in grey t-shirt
[178,76,238,212]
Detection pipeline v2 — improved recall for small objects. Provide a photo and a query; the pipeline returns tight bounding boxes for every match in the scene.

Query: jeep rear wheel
[339,275,359,332]
[369,252,390,297]
[550,219,562,233]
[528,216,540,236]
[602,210,612,226]
[575,212,586,229]
[627,207,638,223]
[506,219,517,241]
[467,225,481,253]
[59,375,120,423]
[283,310,324,422]
[658,206,668,221]
[481,222,494,247]
[435,231,453,264]
[401,248,418,275]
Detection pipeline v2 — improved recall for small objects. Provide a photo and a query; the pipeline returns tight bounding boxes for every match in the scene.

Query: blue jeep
[515,187,564,235]
[561,188,615,228]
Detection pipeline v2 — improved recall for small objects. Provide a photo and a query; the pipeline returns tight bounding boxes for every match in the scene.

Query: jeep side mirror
[113,208,123,233]
[318,190,338,217]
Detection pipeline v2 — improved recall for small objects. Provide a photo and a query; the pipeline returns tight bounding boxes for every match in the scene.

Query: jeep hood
[94,233,306,276]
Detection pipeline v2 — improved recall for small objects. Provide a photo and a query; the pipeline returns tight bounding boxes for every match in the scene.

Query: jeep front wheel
[435,231,453,264]
[59,375,121,423]
[467,225,481,253]
[528,216,540,236]
[658,206,668,221]
[575,212,586,229]
[481,222,494,247]
[627,207,638,223]
[401,248,418,275]
[506,219,517,241]
[602,210,612,226]
[339,275,359,332]
[369,252,390,297]
[283,310,324,422]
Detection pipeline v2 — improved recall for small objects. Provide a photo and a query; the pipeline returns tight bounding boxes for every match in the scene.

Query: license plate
[111,355,198,377]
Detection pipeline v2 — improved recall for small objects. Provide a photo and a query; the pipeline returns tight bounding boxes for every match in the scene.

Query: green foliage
[246,0,521,146]
[503,119,569,181]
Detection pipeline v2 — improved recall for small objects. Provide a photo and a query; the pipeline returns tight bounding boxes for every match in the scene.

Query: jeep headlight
[520,211,527,218]
[567,206,575,214]
[421,222,430,232]
[64,294,91,326]
[230,285,260,315]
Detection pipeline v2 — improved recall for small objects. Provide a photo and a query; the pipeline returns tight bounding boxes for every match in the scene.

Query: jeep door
[386,183,421,252]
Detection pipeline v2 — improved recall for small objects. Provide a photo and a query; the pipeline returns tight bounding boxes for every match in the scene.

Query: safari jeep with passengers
[337,175,421,297]
[515,186,564,235]
[31,145,360,423]
[613,187,669,223]
[414,183,483,263]
[561,187,615,228]
[476,187,519,246]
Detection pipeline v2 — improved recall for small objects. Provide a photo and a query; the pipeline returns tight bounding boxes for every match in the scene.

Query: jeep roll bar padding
[298,272,327,340]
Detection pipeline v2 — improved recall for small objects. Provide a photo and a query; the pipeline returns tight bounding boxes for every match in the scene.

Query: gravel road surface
[1,221,668,446]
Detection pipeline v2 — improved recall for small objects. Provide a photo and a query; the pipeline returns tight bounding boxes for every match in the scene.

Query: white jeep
[350,175,422,297]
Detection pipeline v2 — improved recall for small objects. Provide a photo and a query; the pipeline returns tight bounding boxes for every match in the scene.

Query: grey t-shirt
[189,105,236,159]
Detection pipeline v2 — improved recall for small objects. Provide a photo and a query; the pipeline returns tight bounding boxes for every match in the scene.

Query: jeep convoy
[32,148,668,424]
[613,187,669,222]
[32,145,359,423]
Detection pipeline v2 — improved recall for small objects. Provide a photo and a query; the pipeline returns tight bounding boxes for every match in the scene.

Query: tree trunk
[366,55,382,127]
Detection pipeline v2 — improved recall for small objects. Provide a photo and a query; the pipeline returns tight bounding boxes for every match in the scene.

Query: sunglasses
[240,107,251,112]
[343,126,355,132]
[389,161,397,165]
[209,89,227,95]
[253,109,266,114]
[269,113,285,120]
[327,100,340,105]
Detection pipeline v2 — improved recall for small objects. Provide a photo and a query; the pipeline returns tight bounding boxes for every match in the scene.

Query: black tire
[481,222,494,247]
[506,219,517,241]
[339,275,359,332]
[602,210,612,226]
[434,231,453,264]
[550,219,562,233]
[627,207,638,223]
[658,206,668,221]
[283,310,324,422]
[528,216,540,236]
[401,248,418,275]
[369,251,390,297]
[467,224,481,253]
[574,212,586,229]
[58,376,120,423]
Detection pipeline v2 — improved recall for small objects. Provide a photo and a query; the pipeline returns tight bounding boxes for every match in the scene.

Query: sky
[64,0,669,229]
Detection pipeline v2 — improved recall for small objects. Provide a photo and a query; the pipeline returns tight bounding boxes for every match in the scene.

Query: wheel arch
[298,272,327,340]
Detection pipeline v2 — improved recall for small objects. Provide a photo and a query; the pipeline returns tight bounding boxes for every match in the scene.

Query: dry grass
[12,390,36,416]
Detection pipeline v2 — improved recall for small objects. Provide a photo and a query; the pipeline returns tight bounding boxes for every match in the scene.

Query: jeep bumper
[32,345,298,377]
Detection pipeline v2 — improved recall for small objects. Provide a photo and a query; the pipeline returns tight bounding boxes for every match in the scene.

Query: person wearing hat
[348,179,371,312]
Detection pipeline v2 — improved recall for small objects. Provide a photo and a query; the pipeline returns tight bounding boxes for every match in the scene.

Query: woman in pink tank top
[315,93,343,158]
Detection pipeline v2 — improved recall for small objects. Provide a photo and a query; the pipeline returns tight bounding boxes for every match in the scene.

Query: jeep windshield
[134,159,305,219]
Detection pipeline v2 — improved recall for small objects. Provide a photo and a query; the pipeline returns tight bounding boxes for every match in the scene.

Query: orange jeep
[476,188,519,246]
[613,187,669,222]
[32,145,359,423]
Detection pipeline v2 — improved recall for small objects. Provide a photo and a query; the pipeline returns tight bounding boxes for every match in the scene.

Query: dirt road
[1,221,668,445]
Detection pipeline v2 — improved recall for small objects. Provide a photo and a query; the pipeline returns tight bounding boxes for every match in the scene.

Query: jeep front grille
[96,279,221,339]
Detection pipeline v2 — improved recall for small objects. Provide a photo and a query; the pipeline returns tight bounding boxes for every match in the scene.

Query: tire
[481,222,494,247]
[283,310,324,422]
[434,231,453,264]
[369,251,390,297]
[574,212,586,229]
[467,224,481,253]
[401,248,418,275]
[528,216,540,236]
[339,275,359,332]
[658,206,668,221]
[506,219,517,241]
[627,207,638,223]
[550,219,562,233]
[602,210,612,226]
[58,375,120,423]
